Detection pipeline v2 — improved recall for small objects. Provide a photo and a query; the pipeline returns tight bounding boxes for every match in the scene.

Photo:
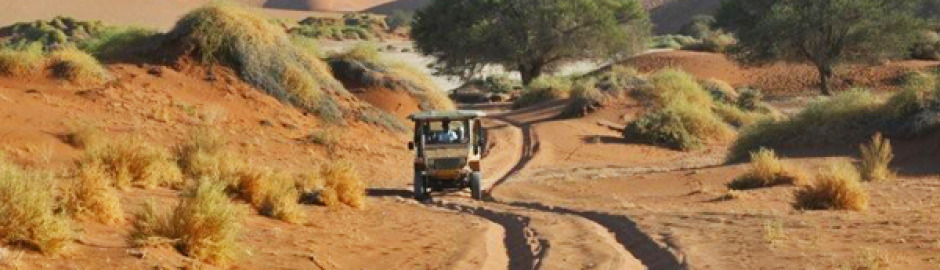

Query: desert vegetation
[329,43,454,111]
[716,0,926,95]
[622,69,772,150]
[0,158,73,254]
[167,2,347,122]
[858,133,895,182]
[728,148,808,190]
[412,0,650,85]
[794,160,870,211]
[316,161,366,209]
[289,13,390,41]
[731,72,940,160]
[80,136,183,190]
[131,180,246,265]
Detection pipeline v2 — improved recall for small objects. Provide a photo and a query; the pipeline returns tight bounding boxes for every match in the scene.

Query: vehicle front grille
[431,158,465,170]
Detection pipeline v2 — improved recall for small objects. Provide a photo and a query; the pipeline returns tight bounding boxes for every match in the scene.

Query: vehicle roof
[408,110,486,121]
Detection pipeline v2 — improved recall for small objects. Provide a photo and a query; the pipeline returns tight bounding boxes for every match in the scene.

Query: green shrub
[911,31,940,60]
[701,79,738,103]
[728,85,940,161]
[624,108,702,150]
[714,102,764,127]
[131,180,246,265]
[4,16,105,47]
[564,81,606,117]
[0,43,44,77]
[78,27,157,58]
[168,2,347,122]
[682,31,737,53]
[512,77,572,108]
[639,69,714,108]
[0,160,73,254]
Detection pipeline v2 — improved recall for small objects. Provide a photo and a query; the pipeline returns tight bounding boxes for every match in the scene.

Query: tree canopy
[411,0,650,85]
[717,0,925,95]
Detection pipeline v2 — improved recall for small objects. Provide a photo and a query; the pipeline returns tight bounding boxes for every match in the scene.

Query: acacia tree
[411,0,650,85]
[716,0,924,95]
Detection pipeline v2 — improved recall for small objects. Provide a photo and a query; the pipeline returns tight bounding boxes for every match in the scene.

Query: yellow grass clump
[62,161,125,224]
[169,2,346,120]
[795,161,869,211]
[0,43,45,77]
[63,121,102,148]
[728,148,808,190]
[48,46,112,85]
[131,180,246,265]
[176,128,243,185]
[82,136,183,190]
[642,69,714,108]
[231,166,304,223]
[318,161,366,209]
[0,159,73,254]
[859,133,895,182]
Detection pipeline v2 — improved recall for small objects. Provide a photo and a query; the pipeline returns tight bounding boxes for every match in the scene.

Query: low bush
[233,167,305,224]
[82,136,183,190]
[563,81,607,117]
[167,2,347,122]
[0,43,45,77]
[701,79,738,103]
[62,121,102,148]
[1,16,105,47]
[48,46,113,85]
[648,35,698,49]
[638,69,714,108]
[63,160,124,224]
[78,26,158,58]
[625,70,739,150]
[318,161,365,209]
[624,108,702,150]
[682,31,737,53]
[728,148,808,190]
[713,102,764,127]
[176,128,243,185]
[858,133,895,182]
[0,160,73,254]
[131,180,245,265]
[731,77,940,160]
[911,31,940,60]
[794,161,869,211]
[512,77,572,108]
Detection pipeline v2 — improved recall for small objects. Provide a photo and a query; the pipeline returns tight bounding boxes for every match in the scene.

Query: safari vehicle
[408,111,487,200]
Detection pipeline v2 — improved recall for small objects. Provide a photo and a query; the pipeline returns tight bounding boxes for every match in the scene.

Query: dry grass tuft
[47,46,112,86]
[62,161,125,224]
[176,128,242,185]
[63,121,102,149]
[169,2,346,120]
[230,165,305,223]
[0,160,73,254]
[795,161,869,211]
[318,161,366,209]
[131,180,245,265]
[859,133,894,182]
[728,148,809,190]
[83,137,183,190]
[0,43,45,77]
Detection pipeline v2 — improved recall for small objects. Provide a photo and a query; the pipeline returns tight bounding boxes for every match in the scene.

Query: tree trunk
[817,64,833,96]
[519,62,544,86]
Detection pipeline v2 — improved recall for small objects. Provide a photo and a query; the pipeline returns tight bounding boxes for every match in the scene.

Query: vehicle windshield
[421,120,470,145]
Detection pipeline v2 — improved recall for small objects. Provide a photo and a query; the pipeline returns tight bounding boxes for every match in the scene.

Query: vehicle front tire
[470,172,482,200]
[414,170,427,200]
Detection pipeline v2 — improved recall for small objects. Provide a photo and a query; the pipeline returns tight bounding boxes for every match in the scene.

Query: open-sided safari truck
[408,111,487,200]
